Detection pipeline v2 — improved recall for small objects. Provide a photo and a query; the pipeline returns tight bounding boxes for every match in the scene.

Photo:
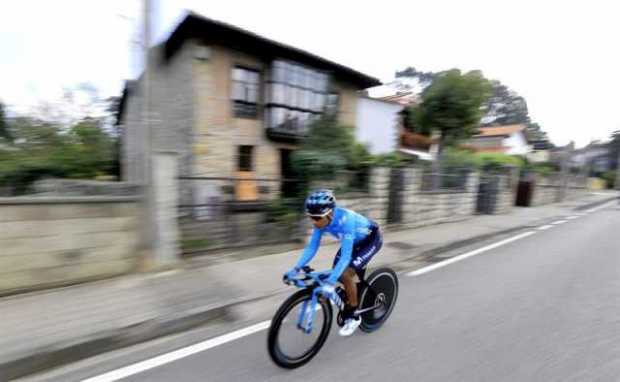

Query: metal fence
[177,176,306,255]
[419,169,471,192]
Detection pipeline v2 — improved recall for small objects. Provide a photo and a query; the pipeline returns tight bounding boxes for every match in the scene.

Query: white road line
[538,225,553,230]
[81,321,271,382]
[407,231,536,277]
[565,216,579,220]
[551,220,568,225]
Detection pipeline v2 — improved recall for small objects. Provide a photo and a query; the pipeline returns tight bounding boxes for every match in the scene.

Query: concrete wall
[355,97,403,155]
[0,197,141,295]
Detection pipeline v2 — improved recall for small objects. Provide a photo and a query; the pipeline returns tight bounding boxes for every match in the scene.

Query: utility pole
[616,148,620,203]
[140,0,179,268]
[141,0,155,268]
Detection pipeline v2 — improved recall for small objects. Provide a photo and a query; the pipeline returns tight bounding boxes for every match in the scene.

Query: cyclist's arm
[327,218,355,284]
[295,228,323,269]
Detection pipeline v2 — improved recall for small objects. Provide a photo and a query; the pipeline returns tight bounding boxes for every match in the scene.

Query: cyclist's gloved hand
[283,267,300,284]
[317,284,335,298]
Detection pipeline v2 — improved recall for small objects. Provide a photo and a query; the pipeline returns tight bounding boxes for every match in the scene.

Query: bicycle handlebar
[283,267,331,288]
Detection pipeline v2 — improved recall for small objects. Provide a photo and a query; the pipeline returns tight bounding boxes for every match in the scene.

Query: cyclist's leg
[332,248,358,318]
[341,267,359,312]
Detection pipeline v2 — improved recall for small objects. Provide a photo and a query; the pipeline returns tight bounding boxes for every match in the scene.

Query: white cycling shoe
[338,316,361,336]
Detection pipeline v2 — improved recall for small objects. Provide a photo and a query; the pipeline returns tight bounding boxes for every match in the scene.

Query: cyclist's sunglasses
[307,209,332,221]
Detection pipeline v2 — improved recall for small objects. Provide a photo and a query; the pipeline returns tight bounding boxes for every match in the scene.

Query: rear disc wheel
[359,268,399,333]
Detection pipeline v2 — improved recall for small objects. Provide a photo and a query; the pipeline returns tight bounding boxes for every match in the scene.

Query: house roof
[475,124,525,138]
[164,12,381,89]
[376,92,417,106]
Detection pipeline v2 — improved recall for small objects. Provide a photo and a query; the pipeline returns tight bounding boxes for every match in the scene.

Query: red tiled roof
[475,124,525,137]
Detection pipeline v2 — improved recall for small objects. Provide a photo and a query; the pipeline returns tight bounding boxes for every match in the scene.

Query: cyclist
[284,189,383,336]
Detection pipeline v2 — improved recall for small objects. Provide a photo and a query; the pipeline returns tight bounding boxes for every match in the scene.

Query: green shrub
[264,198,300,225]
[371,152,405,168]
[442,148,481,170]
[475,152,524,171]
[602,170,617,189]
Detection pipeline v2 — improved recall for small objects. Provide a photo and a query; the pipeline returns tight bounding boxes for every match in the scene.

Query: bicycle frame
[288,270,345,334]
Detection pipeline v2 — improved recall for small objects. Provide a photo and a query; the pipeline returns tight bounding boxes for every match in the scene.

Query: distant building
[464,124,530,155]
[527,140,553,163]
[355,97,403,155]
[571,141,612,175]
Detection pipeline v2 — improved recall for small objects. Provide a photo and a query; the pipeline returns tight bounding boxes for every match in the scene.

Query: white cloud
[1,0,618,146]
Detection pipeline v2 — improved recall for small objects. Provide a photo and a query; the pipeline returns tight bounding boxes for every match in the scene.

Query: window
[232,67,260,118]
[325,93,340,115]
[265,60,334,135]
[238,145,254,171]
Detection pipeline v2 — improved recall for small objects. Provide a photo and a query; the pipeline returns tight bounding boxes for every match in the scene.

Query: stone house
[117,12,381,204]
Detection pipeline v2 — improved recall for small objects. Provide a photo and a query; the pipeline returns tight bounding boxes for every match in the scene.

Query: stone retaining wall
[0,197,141,295]
[531,174,588,207]
[399,168,478,228]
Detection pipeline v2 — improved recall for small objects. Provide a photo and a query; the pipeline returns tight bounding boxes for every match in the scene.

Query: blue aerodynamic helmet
[305,189,336,216]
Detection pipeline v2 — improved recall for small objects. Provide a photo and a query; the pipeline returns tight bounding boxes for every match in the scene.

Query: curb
[573,195,618,211]
[3,196,614,380]
[1,304,234,381]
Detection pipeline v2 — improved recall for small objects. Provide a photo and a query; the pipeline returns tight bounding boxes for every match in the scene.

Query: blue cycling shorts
[332,224,383,273]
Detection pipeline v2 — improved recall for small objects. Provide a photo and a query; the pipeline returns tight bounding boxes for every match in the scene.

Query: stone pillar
[466,171,480,215]
[369,167,390,226]
[150,152,181,268]
[401,167,421,225]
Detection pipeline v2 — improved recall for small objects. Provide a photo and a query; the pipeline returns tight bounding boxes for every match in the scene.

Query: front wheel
[267,289,333,369]
[359,268,399,333]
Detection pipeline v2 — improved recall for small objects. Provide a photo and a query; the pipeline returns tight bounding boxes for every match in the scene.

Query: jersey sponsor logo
[357,227,371,236]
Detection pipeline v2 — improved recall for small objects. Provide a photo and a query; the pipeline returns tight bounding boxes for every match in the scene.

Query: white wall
[355,97,403,155]
[504,132,531,155]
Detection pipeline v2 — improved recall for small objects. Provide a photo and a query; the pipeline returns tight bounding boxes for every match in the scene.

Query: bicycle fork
[297,288,346,334]
[297,292,317,334]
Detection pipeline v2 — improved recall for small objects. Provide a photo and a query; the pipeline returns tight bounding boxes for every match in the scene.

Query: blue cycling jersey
[295,207,374,284]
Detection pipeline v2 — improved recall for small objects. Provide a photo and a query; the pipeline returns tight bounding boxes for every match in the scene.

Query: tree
[395,67,436,89]
[481,80,530,126]
[292,116,357,181]
[481,80,552,145]
[525,122,553,147]
[609,130,620,170]
[405,69,492,188]
[409,69,492,151]
[0,85,121,193]
[397,71,553,146]
[0,102,11,142]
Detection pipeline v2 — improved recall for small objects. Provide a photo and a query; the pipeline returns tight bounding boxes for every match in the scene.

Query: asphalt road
[22,203,620,382]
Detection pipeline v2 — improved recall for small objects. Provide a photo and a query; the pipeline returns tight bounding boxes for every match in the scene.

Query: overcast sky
[1,0,618,147]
